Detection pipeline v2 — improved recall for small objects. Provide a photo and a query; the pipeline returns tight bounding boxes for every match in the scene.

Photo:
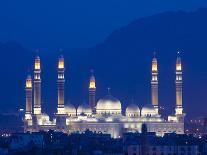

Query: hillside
[1,8,207,118]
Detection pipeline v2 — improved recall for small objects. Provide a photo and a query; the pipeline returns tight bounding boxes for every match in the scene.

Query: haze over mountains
[1,8,207,118]
[1,0,206,49]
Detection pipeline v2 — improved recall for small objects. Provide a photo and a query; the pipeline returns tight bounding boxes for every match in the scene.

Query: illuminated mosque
[24,54,185,138]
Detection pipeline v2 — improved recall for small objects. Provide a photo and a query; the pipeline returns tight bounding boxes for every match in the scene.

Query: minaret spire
[25,74,32,120]
[175,51,183,115]
[107,87,111,95]
[151,52,159,114]
[33,55,41,115]
[57,55,65,114]
[89,69,96,112]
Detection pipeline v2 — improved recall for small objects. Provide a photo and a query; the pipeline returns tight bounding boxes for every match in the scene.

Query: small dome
[141,104,157,117]
[77,103,92,116]
[96,95,122,115]
[65,104,76,116]
[126,104,140,117]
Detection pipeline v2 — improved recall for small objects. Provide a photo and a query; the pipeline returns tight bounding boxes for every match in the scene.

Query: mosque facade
[24,54,185,138]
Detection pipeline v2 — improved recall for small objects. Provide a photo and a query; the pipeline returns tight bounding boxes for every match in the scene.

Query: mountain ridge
[1,8,207,118]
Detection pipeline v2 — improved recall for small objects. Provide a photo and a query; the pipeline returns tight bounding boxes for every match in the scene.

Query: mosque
[24,54,185,138]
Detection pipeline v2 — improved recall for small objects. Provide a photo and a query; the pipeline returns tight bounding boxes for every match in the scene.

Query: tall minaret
[151,53,159,114]
[33,56,41,115]
[25,74,32,120]
[89,70,96,112]
[57,55,65,114]
[175,52,183,115]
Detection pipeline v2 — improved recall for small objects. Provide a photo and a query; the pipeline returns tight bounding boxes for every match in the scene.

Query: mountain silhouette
[87,8,207,117]
[1,8,207,119]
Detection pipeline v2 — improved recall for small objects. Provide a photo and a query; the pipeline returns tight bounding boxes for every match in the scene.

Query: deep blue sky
[0,0,207,50]
[0,1,207,118]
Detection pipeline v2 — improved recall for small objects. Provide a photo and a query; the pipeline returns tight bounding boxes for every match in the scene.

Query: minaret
[33,56,41,115]
[89,70,96,112]
[175,52,183,115]
[25,74,32,120]
[57,55,65,114]
[151,53,159,114]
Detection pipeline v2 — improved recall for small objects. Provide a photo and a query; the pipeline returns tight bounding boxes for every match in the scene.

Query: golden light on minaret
[152,58,158,72]
[89,76,96,89]
[58,56,64,69]
[89,70,96,112]
[176,57,182,71]
[26,75,32,88]
[33,55,41,115]
[57,55,65,114]
[175,51,183,115]
[151,53,159,114]
[34,56,41,70]
[25,74,32,120]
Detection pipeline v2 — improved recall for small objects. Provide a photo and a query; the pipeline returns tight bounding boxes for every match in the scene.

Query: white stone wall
[26,115,184,138]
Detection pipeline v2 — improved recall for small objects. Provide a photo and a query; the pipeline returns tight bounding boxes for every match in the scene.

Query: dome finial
[177,50,183,58]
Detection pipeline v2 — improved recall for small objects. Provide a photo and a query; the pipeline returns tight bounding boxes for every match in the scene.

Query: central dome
[96,95,122,115]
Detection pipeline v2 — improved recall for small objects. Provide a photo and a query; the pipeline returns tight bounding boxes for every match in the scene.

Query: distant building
[24,53,185,138]
[68,129,122,155]
[0,136,9,155]
[8,130,69,153]
[2,129,207,155]
[128,145,198,155]
[125,124,203,155]
[9,132,44,150]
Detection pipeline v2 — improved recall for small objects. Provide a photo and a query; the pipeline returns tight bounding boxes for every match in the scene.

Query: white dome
[126,104,140,117]
[65,104,76,116]
[77,104,92,116]
[96,95,122,115]
[141,104,157,117]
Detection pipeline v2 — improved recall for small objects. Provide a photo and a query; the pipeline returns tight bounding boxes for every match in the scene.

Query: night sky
[0,0,206,50]
[0,1,207,119]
